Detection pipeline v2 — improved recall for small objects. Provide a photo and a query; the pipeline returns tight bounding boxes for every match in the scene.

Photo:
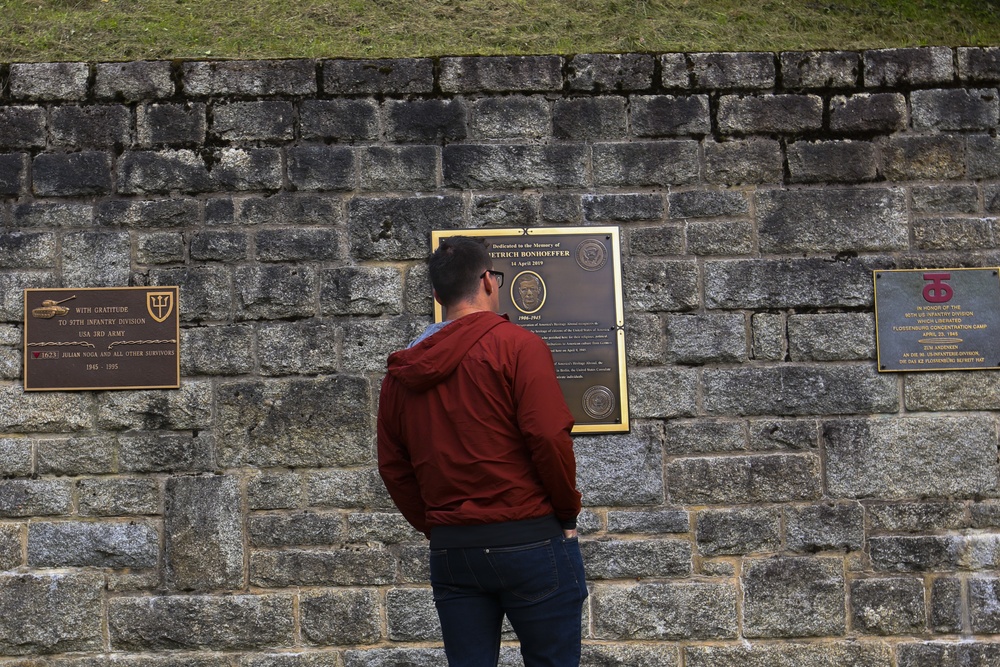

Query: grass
[1,0,999,62]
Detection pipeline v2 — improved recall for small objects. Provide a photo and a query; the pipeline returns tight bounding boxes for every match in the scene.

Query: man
[377,236,586,667]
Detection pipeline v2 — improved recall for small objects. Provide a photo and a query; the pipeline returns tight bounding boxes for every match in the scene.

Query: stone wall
[1,47,1000,666]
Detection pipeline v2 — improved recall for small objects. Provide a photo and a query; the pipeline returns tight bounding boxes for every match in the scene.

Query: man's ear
[433,289,444,305]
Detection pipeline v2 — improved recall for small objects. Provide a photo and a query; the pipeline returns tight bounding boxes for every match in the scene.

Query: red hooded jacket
[377,311,581,538]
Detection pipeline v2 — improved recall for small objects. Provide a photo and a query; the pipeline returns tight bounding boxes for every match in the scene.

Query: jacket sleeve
[511,333,582,527]
[376,377,431,538]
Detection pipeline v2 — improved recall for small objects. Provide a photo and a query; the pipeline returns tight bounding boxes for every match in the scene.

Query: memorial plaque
[874,268,1000,372]
[24,287,180,391]
[432,227,629,434]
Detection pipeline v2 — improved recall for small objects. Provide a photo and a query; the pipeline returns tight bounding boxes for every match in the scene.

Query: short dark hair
[429,236,491,307]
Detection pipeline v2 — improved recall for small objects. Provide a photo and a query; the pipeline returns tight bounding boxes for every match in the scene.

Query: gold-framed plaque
[24,287,180,391]
[874,268,1000,372]
[432,227,629,434]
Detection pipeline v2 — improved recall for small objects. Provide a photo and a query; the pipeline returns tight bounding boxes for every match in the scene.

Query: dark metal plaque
[433,227,628,434]
[24,287,180,391]
[874,268,1000,372]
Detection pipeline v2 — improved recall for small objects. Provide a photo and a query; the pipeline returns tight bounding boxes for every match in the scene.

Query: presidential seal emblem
[576,239,608,272]
[582,385,615,420]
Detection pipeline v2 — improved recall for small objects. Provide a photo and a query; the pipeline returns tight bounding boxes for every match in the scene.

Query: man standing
[377,236,586,667]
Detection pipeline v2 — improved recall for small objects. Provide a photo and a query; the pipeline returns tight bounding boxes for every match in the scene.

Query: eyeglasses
[480,269,504,288]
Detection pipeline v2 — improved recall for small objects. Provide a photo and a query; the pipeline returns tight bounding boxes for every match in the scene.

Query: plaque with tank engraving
[874,268,1000,372]
[433,227,628,434]
[24,287,180,391]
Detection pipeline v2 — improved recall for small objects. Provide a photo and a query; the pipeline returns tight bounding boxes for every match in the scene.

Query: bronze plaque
[874,268,1000,372]
[433,227,628,434]
[24,287,180,391]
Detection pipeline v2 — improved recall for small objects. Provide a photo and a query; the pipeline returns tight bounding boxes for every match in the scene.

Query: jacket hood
[387,311,508,392]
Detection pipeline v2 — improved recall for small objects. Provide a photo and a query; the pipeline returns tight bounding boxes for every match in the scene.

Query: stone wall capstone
[1,47,1000,665]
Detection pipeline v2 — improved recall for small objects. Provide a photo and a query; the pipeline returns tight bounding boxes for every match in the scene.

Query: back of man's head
[429,237,490,308]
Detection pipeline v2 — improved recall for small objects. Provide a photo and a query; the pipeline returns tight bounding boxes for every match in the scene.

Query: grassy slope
[2,0,1000,63]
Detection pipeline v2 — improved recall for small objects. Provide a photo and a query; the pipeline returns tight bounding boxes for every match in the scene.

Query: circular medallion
[576,239,608,272]
[511,271,546,314]
[582,385,616,420]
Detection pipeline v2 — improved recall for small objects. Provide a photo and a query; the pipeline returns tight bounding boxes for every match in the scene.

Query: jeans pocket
[485,539,559,602]
[429,549,458,601]
[560,536,588,598]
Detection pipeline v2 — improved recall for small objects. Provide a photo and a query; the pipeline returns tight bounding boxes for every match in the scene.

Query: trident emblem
[146,291,175,323]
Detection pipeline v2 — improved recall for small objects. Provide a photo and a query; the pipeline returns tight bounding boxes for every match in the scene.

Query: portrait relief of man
[513,271,545,314]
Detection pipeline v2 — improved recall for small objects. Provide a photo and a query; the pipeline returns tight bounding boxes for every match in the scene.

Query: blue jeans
[429,536,588,667]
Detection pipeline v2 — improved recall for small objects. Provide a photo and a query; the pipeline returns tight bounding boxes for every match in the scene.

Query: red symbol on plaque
[33,352,40,358]
[922,273,953,303]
